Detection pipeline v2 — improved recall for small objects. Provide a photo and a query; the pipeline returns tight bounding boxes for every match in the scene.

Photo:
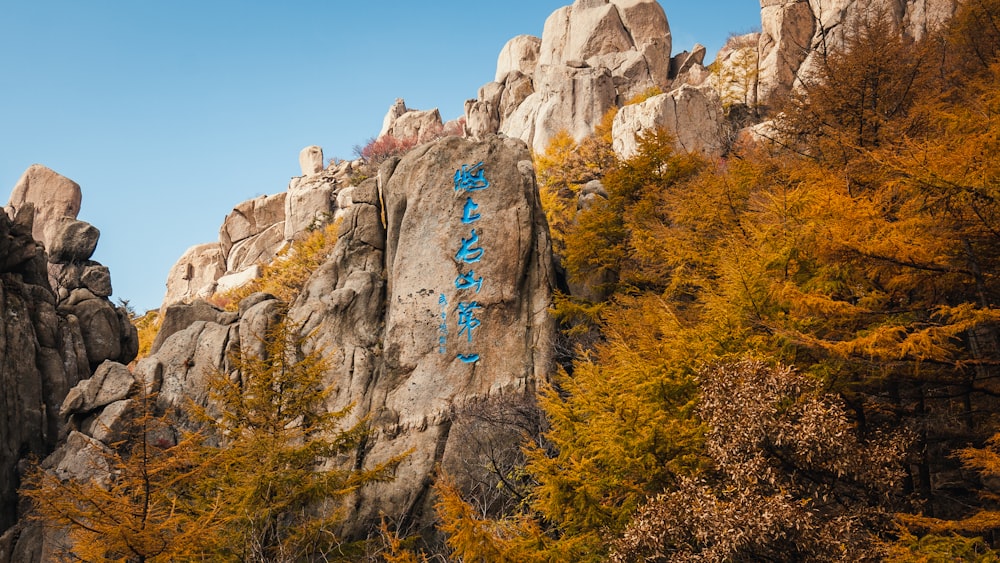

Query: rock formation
[465,0,960,161]
[465,0,675,154]
[299,145,324,177]
[379,98,446,143]
[7,165,82,248]
[1,166,137,557]
[2,2,974,558]
[145,134,554,537]
[612,84,724,157]
[162,155,362,309]
[754,0,958,109]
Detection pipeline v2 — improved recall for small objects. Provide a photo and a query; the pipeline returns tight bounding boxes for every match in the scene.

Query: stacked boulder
[1,165,137,559]
[162,147,362,308]
[7,165,138,370]
[465,0,726,157]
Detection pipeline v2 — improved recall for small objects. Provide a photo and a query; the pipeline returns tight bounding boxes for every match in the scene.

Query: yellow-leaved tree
[23,312,402,562]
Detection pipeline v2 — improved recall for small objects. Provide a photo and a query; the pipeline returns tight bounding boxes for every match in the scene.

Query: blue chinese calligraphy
[454,270,483,293]
[461,197,481,224]
[456,301,482,342]
[439,162,491,365]
[438,293,448,354]
[454,162,489,192]
[455,229,483,264]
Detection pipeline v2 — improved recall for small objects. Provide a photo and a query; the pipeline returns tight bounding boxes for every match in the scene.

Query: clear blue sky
[1,1,761,313]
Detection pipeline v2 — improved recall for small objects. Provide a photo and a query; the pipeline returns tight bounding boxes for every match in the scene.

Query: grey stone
[47,218,100,263]
[150,299,223,355]
[6,164,81,247]
[81,264,112,297]
[74,298,123,366]
[60,361,136,416]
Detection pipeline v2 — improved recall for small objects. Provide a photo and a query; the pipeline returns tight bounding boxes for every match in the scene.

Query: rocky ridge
[162,147,363,308]
[1,165,137,560]
[150,134,555,538]
[464,0,958,160]
[0,0,968,558]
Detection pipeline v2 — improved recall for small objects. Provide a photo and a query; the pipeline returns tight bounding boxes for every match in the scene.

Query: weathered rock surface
[755,0,958,108]
[612,85,724,157]
[145,135,555,539]
[6,164,81,248]
[466,0,673,153]
[379,98,410,138]
[299,145,324,176]
[496,35,542,82]
[46,218,100,263]
[218,192,286,262]
[1,165,134,541]
[670,43,706,77]
[162,149,359,308]
[300,134,554,534]
[150,299,227,355]
[162,243,225,307]
[60,361,137,417]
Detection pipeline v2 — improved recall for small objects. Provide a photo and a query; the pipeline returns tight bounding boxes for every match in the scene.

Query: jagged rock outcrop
[755,0,958,108]
[219,192,287,274]
[162,154,361,309]
[379,98,446,143]
[467,0,961,161]
[466,0,674,153]
[612,84,725,157]
[145,134,554,537]
[1,166,136,553]
[7,165,81,249]
[162,243,226,306]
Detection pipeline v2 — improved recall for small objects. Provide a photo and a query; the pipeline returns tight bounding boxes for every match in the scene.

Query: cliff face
[130,135,553,537]
[465,0,958,160]
[0,166,137,560]
[0,1,969,557]
[754,0,958,108]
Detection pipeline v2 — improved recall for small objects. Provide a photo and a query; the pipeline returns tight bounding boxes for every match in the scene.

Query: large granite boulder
[285,172,337,239]
[612,84,725,158]
[755,0,958,108]
[46,218,100,263]
[466,0,673,153]
[299,145,324,177]
[6,164,81,248]
[288,134,555,535]
[496,35,542,82]
[161,242,226,308]
[141,135,555,539]
[60,361,137,417]
[527,63,618,154]
[218,192,286,260]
